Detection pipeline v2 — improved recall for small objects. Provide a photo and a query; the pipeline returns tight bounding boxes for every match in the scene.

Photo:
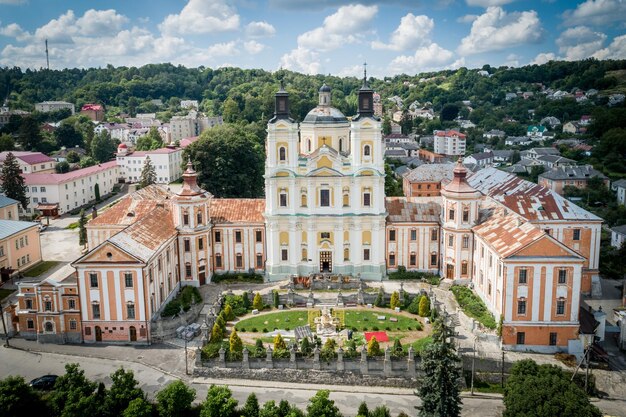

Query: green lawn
[0,288,15,301]
[451,285,497,329]
[234,308,424,332]
[23,260,60,277]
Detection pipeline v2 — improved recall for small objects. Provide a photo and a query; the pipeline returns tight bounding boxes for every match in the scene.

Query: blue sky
[0,0,624,76]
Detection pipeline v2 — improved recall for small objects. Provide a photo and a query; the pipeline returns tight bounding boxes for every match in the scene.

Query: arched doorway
[129,326,137,342]
[95,326,102,342]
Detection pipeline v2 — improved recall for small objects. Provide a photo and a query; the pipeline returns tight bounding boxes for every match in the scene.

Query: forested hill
[2,59,626,126]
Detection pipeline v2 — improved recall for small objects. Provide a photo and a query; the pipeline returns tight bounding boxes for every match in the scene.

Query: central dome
[303,106,348,124]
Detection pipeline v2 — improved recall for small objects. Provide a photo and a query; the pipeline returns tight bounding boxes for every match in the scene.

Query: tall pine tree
[139,156,156,188]
[417,315,462,417]
[0,152,28,209]
[78,209,88,249]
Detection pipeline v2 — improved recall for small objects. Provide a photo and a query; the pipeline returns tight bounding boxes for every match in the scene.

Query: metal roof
[0,219,39,240]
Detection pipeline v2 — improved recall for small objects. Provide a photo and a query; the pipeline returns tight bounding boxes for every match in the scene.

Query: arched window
[215,253,222,268]
[279,147,286,161]
[364,145,371,156]
[307,139,311,152]
[344,247,350,261]
[301,193,307,207]
[44,322,53,332]
[462,207,470,222]
[339,138,343,152]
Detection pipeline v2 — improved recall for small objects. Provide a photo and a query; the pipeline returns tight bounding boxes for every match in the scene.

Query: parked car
[29,374,58,390]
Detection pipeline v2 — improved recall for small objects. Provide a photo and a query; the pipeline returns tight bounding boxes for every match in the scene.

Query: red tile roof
[88,185,171,227]
[472,213,545,258]
[81,104,103,112]
[210,199,265,224]
[434,129,466,138]
[0,151,54,165]
[386,198,440,223]
[23,160,117,185]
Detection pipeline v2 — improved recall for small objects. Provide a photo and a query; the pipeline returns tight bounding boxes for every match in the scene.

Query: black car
[29,375,58,390]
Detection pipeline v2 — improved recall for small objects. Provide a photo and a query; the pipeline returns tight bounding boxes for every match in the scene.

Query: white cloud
[563,0,626,27]
[504,53,521,67]
[159,0,240,36]
[0,22,31,41]
[75,9,129,36]
[389,43,455,74]
[530,52,556,65]
[297,4,377,51]
[593,35,626,59]
[206,41,239,57]
[279,46,321,75]
[245,21,276,38]
[243,40,265,54]
[0,0,27,4]
[371,13,434,51]
[33,10,77,43]
[336,64,364,78]
[466,0,516,6]
[457,14,479,23]
[458,6,542,55]
[556,26,606,60]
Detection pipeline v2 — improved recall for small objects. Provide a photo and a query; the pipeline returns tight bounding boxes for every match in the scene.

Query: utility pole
[45,39,49,70]
[584,345,590,393]
[184,336,189,375]
[1,300,10,347]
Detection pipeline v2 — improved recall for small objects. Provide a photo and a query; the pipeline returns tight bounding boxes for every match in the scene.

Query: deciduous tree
[200,385,238,417]
[0,375,49,417]
[155,380,196,417]
[306,390,342,417]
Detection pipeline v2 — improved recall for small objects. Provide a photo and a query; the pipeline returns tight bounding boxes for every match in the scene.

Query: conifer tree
[139,156,156,188]
[240,393,260,417]
[0,152,28,209]
[367,336,381,357]
[229,330,243,359]
[273,333,286,351]
[417,316,462,417]
[389,291,400,309]
[252,293,263,310]
[78,209,88,248]
[419,295,430,317]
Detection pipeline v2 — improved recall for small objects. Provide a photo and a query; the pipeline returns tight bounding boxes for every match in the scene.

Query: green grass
[0,288,15,301]
[23,261,60,277]
[451,285,497,329]
[463,371,505,394]
[234,308,424,332]
[410,335,433,355]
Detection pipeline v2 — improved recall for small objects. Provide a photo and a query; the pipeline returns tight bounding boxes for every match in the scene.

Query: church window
[343,191,349,207]
[517,299,526,315]
[558,269,567,284]
[389,230,396,241]
[256,254,263,268]
[235,230,242,243]
[301,193,307,207]
[25,299,33,310]
[363,192,371,207]
[462,235,469,248]
[215,254,222,268]
[449,209,455,221]
[410,229,417,241]
[183,212,189,226]
[573,228,580,241]
[556,298,566,315]
[430,252,438,266]
[410,253,416,266]
[463,208,470,222]
[214,231,221,243]
[320,189,330,207]
[279,147,286,162]
[448,235,454,247]
[431,228,438,241]
[255,230,263,242]
[364,145,371,157]
[363,249,370,261]
[92,303,101,319]
[44,300,52,311]
[339,138,343,152]
[185,263,192,277]
[320,232,330,240]
[198,238,204,250]
[127,303,136,319]
[236,254,243,269]
[184,239,191,252]
[90,273,98,288]
[389,253,395,266]
[44,322,53,332]
[125,273,133,288]
[344,248,349,261]
[461,261,468,275]
[281,249,288,261]
[279,193,288,207]
[518,268,527,284]
[307,140,311,152]
[197,212,203,225]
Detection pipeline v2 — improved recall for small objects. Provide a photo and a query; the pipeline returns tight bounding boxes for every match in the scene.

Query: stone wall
[151,302,203,342]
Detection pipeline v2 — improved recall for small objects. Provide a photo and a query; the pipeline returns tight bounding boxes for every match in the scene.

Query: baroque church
[9,74,602,353]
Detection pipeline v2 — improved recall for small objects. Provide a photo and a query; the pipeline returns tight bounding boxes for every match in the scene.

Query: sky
[0,0,625,77]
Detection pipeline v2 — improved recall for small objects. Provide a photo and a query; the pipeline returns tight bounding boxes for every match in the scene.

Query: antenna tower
[45,39,49,70]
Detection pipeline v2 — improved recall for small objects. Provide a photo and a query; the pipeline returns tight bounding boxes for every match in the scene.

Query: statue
[314,306,340,336]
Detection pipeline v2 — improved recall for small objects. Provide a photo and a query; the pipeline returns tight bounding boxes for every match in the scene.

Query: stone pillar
[360,345,368,374]
[407,346,416,377]
[218,347,226,368]
[265,347,274,369]
[290,345,297,369]
[196,347,203,366]
[287,288,295,306]
[384,346,392,377]
[307,291,315,308]
[313,346,321,370]
[357,288,365,305]
[337,347,345,371]
[242,347,250,370]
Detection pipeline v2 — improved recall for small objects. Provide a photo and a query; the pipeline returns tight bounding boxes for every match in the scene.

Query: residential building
[80,104,105,121]
[170,112,222,142]
[611,225,626,249]
[22,161,120,215]
[563,121,586,135]
[0,219,42,276]
[536,155,577,169]
[463,151,494,167]
[491,150,514,163]
[540,117,561,128]
[523,147,560,160]
[402,163,454,197]
[0,195,19,220]
[612,179,626,206]
[180,100,199,109]
[51,147,88,162]
[0,151,56,174]
[14,264,81,343]
[0,106,29,128]
[538,165,609,195]
[527,125,547,138]
[505,136,533,146]
[433,130,466,156]
[483,129,505,139]
[35,101,75,114]
[116,144,184,184]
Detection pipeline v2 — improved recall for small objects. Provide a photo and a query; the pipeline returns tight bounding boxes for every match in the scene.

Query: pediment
[510,235,583,259]
[74,241,143,265]
[308,166,343,177]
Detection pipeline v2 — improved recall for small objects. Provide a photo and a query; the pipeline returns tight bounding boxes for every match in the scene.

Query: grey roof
[504,164,527,173]
[0,219,38,240]
[319,83,331,93]
[612,225,626,235]
[612,179,626,189]
[384,150,407,157]
[536,155,576,164]
[539,165,607,181]
[0,195,18,209]
[530,147,560,156]
[404,163,455,182]
[397,142,419,150]
[492,150,514,158]
[469,151,493,161]
[394,166,410,177]
[302,106,348,124]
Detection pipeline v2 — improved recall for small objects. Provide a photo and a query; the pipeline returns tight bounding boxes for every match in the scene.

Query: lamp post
[184,336,189,375]
[470,336,476,395]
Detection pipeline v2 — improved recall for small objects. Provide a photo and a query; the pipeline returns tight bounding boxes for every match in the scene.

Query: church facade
[7,77,602,353]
